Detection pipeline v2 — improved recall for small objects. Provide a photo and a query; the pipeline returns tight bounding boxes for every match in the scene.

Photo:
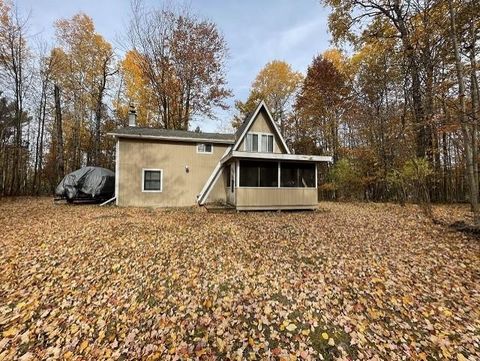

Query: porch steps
[203,203,236,213]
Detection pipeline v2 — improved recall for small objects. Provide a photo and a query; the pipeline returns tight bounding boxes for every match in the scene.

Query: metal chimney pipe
[128,104,137,127]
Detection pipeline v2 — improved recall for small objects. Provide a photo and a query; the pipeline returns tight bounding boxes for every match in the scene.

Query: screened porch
[224,158,321,210]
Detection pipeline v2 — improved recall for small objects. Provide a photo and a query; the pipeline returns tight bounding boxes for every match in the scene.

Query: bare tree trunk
[32,89,46,194]
[410,64,426,159]
[469,13,479,193]
[73,99,81,170]
[37,104,46,194]
[54,84,65,185]
[2,16,27,196]
[442,131,450,201]
[94,100,102,165]
[392,0,426,158]
[32,56,51,194]
[93,53,118,165]
[94,65,108,166]
[448,0,480,224]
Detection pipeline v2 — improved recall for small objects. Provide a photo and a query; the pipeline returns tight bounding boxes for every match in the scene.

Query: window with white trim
[245,133,273,153]
[261,134,274,152]
[197,143,213,153]
[142,169,162,192]
[245,134,258,152]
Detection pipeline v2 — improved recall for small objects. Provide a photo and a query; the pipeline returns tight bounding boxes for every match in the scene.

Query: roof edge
[107,133,235,144]
[232,101,291,154]
[222,151,333,164]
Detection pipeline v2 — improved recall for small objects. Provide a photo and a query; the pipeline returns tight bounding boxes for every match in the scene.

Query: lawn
[0,199,479,360]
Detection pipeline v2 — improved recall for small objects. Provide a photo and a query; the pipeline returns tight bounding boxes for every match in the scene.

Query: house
[108,101,332,209]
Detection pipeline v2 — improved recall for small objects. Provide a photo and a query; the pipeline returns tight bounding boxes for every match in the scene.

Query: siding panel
[235,188,317,209]
[118,138,228,207]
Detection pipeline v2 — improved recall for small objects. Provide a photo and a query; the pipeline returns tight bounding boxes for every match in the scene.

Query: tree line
[235,0,480,223]
[0,0,229,196]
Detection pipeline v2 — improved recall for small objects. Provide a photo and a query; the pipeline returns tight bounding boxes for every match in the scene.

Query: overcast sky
[19,0,331,131]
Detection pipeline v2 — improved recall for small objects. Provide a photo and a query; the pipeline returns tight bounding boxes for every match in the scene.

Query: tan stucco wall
[235,187,317,209]
[117,138,228,207]
[238,109,286,153]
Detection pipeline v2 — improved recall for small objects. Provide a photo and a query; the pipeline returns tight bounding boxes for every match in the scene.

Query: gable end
[233,101,290,154]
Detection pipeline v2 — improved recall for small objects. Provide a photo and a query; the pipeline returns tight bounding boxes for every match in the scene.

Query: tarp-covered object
[55,166,115,202]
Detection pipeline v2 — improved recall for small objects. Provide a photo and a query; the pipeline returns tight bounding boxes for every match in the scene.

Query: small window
[261,134,274,152]
[197,143,213,153]
[245,134,258,152]
[142,169,162,192]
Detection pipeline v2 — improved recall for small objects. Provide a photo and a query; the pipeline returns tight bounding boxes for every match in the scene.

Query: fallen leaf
[2,327,18,338]
[286,323,297,332]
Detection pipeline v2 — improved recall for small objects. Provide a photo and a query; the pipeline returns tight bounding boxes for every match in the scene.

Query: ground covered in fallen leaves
[0,198,479,360]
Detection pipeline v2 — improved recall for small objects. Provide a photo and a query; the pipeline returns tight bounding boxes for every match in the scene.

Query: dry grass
[0,198,479,360]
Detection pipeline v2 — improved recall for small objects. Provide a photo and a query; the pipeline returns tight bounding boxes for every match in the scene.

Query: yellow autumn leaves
[1,199,479,360]
[2,327,18,338]
[279,319,336,348]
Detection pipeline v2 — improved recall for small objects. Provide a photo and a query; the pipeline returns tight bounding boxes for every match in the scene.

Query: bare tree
[126,0,231,130]
[448,0,479,224]
[0,1,32,195]
[93,51,117,165]
[54,83,64,184]
[31,41,55,194]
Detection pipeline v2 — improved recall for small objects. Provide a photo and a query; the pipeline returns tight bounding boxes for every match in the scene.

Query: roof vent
[128,103,137,127]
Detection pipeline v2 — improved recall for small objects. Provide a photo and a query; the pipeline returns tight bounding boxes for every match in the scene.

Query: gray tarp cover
[55,166,115,200]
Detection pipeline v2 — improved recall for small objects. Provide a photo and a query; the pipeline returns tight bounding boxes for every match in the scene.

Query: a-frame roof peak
[233,101,290,154]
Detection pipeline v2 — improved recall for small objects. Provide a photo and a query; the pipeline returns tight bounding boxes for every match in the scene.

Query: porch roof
[220,150,333,164]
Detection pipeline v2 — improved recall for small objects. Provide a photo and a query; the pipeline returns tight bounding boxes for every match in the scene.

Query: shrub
[329,158,363,200]
[387,157,433,215]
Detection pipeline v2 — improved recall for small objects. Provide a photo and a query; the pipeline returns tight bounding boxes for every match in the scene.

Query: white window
[245,134,258,152]
[142,169,162,192]
[245,133,273,153]
[197,143,213,153]
[261,134,274,152]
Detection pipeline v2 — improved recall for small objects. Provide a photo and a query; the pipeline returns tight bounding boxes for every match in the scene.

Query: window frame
[196,143,213,154]
[142,168,163,192]
[245,133,258,152]
[244,132,274,153]
[261,134,274,153]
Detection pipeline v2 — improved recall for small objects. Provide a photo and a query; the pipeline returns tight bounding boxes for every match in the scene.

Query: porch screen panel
[240,161,259,186]
[239,160,278,187]
[299,163,316,187]
[280,162,315,187]
[259,161,278,186]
